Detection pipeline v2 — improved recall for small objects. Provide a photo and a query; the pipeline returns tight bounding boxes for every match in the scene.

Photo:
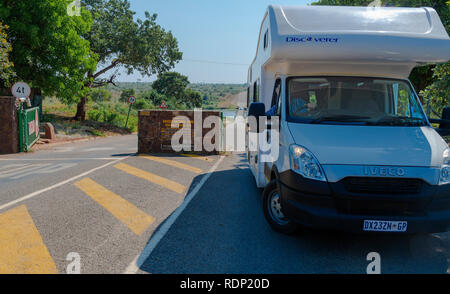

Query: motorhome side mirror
[248,102,266,132]
[248,102,266,118]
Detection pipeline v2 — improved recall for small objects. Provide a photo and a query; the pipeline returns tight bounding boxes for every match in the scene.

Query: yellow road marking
[140,155,203,174]
[114,163,186,194]
[74,178,155,235]
[180,154,213,162]
[0,205,58,274]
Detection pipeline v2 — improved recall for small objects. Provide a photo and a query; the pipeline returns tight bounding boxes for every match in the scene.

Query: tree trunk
[74,96,87,121]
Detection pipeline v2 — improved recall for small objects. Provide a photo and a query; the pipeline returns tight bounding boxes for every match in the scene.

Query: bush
[134,98,152,110]
[87,109,103,121]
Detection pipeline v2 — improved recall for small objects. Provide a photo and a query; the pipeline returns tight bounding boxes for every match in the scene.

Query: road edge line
[123,155,225,274]
[0,156,130,212]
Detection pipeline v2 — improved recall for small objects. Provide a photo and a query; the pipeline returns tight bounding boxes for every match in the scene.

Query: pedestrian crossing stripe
[114,163,186,194]
[75,178,155,236]
[0,205,58,274]
[139,155,203,174]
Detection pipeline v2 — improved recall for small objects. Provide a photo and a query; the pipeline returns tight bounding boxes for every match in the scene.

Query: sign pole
[125,104,132,129]
[125,96,136,129]
[12,82,32,152]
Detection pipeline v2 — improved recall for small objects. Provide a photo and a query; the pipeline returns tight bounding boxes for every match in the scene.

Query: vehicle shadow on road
[136,152,450,274]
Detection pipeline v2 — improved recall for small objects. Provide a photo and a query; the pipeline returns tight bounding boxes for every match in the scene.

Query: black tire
[262,180,298,234]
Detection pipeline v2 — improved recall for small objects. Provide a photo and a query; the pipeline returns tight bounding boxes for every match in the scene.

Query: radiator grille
[343,177,423,195]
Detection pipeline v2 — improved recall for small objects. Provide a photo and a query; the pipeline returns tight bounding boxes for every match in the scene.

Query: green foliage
[421,62,450,118]
[152,71,203,109]
[152,72,189,98]
[143,89,165,106]
[87,101,137,131]
[90,88,112,102]
[87,109,103,121]
[183,88,202,108]
[0,22,15,85]
[82,0,182,87]
[0,0,96,99]
[120,88,135,102]
[134,98,153,110]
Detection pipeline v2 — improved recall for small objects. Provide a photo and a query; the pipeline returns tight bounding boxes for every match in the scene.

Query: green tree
[74,0,183,120]
[120,88,135,103]
[183,88,202,108]
[90,88,112,102]
[0,22,15,85]
[144,89,165,106]
[421,62,450,117]
[152,72,189,99]
[0,0,96,99]
[152,71,203,108]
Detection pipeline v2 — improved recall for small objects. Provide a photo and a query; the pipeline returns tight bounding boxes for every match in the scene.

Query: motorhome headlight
[289,145,326,182]
[440,148,450,185]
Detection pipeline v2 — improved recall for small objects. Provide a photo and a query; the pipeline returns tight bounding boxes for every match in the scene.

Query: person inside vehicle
[290,95,317,115]
[266,81,281,116]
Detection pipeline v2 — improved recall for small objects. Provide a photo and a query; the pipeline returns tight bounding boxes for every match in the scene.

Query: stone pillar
[0,96,19,154]
[138,110,221,154]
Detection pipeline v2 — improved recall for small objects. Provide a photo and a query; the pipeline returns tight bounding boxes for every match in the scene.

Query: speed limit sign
[12,82,31,99]
[128,96,136,104]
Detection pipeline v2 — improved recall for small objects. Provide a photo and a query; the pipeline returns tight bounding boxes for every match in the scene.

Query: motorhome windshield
[287,77,428,126]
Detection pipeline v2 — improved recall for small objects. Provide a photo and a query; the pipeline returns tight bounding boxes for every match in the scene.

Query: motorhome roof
[272,5,448,38]
[253,5,450,79]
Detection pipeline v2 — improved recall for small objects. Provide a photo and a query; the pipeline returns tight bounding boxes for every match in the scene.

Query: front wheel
[262,180,298,234]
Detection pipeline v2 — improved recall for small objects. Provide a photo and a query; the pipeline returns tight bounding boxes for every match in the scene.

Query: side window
[393,83,419,117]
[276,86,282,116]
[247,86,250,107]
[270,79,282,116]
[271,79,281,107]
[263,30,269,50]
[253,81,259,102]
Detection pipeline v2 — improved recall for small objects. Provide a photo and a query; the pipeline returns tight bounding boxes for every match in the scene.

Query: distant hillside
[189,84,246,109]
[106,82,247,110]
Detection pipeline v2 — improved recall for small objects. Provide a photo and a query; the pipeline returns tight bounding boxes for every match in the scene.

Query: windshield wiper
[370,116,427,126]
[309,115,370,124]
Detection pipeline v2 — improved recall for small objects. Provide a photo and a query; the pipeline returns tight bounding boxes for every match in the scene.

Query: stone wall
[0,96,19,154]
[138,110,222,154]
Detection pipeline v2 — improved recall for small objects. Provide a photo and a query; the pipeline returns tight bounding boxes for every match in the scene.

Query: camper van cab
[247,6,450,234]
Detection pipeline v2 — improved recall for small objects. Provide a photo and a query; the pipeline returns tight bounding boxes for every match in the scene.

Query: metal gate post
[18,104,25,152]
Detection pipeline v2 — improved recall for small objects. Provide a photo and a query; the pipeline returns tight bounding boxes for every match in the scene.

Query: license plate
[363,220,408,232]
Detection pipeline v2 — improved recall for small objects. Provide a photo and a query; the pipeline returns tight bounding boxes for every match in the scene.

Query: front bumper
[278,171,450,233]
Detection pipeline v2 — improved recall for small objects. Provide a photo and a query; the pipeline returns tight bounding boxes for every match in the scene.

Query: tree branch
[93,59,120,79]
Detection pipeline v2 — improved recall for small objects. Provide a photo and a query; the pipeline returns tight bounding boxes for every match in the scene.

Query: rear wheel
[262,180,298,234]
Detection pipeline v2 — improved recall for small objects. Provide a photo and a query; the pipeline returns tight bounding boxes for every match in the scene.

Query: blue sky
[116,0,313,83]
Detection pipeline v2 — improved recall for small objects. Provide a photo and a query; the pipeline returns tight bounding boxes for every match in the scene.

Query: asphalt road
[0,135,449,274]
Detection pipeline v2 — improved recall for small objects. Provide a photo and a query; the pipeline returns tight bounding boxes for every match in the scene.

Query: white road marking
[0,164,32,173]
[81,147,115,152]
[0,164,50,178]
[9,163,78,179]
[123,155,225,274]
[0,156,129,212]
[0,158,127,161]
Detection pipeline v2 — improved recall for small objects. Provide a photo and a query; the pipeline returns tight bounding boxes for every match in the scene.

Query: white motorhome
[246,5,450,234]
